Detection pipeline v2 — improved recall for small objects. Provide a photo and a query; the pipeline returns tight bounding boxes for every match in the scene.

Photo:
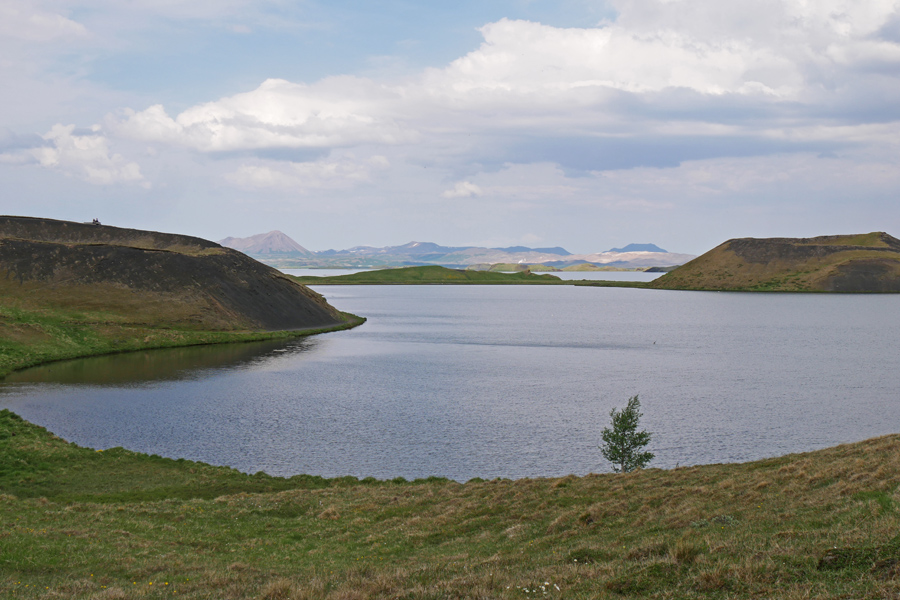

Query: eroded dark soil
[0,216,344,330]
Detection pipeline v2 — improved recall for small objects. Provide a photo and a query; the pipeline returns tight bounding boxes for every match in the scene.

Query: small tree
[600,395,654,473]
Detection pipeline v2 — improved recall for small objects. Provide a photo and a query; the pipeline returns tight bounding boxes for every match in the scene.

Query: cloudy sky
[2,0,900,254]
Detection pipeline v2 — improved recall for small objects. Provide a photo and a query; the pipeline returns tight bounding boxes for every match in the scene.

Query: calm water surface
[1,286,898,481]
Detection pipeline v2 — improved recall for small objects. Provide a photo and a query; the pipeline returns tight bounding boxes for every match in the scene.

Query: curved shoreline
[0,310,366,380]
[2,407,899,598]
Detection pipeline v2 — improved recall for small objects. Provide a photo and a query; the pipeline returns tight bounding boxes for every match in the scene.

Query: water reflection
[3,338,317,387]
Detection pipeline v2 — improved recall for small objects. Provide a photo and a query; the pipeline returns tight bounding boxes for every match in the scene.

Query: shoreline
[0,310,366,380]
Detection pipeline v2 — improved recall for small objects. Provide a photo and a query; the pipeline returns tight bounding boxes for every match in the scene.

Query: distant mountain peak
[218,231,312,255]
[378,241,468,255]
[492,246,571,256]
[608,243,667,253]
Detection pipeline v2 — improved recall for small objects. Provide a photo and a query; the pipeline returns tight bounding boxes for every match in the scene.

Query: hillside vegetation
[0,306,362,378]
[0,216,362,374]
[3,410,900,599]
[290,265,563,284]
[651,232,900,292]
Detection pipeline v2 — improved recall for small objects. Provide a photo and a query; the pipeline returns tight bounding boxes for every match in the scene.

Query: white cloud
[429,18,799,98]
[226,154,390,191]
[442,181,483,198]
[109,1,900,170]
[440,165,581,204]
[586,150,900,214]
[0,1,88,42]
[25,124,146,186]
[8,0,895,235]
[114,78,417,152]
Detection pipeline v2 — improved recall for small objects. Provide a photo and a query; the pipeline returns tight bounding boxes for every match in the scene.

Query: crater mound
[650,232,900,292]
[0,216,345,330]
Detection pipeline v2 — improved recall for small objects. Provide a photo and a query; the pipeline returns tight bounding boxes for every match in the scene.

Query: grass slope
[2,410,900,599]
[0,305,364,379]
[652,232,900,292]
[290,265,564,285]
[0,216,366,375]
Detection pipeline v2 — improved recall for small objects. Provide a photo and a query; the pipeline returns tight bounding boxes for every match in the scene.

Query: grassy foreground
[2,410,900,599]
[0,305,364,378]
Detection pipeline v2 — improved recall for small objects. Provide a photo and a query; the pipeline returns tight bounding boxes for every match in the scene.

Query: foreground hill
[651,232,900,292]
[0,216,360,375]
[3,408,900,598]
[0,216,343,330]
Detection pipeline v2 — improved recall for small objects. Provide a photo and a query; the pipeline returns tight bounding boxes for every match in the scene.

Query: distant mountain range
[218,232,694,269]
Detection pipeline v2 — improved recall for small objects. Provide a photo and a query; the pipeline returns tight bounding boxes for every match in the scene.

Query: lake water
[1,286,898,481]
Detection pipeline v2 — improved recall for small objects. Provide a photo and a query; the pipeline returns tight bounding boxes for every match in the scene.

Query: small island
[289,264,564,285]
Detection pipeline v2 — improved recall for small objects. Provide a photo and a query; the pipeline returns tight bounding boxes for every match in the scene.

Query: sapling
[600,395,654,473]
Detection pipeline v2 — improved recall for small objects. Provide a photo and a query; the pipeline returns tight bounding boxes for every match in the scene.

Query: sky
[2,0,900,255]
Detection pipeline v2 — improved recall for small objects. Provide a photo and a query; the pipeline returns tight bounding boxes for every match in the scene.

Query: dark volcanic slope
[0,216,345,330]
[0,216,220,252]
[651,232,900,292]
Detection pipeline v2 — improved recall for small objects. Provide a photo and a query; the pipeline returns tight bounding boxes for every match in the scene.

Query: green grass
[0,305,364,379]
[3,411,900,599]
[290,265,566,285]
[798,232,891,247]
[0,411,424,503]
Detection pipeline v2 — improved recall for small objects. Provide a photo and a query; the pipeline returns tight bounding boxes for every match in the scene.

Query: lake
[2,286,898,481]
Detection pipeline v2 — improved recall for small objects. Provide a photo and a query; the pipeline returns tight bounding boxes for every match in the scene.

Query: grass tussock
[2,410,900,598]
